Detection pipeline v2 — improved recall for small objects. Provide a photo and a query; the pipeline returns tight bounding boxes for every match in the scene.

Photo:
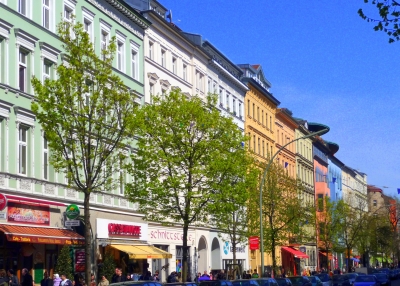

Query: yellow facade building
[238,64,280,274]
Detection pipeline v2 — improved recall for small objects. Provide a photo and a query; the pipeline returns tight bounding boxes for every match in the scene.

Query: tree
[340,196,369,272]
[98,251,116,283]
[31,19,137,283]
[358,0,400,43]
[55,245,73,280]
[316,197,345,271]
[248,161,313,275]
[125,90,253,282]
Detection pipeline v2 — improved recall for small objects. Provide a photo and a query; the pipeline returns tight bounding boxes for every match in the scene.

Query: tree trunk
[232,237,237,279]
[182,223,189,283]
[271,238,276,278]
[84,192,92,285]
[347,248,351,273]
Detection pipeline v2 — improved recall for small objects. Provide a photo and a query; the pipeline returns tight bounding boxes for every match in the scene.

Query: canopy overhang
[282,246,309,259]
[111,244,172,259]
[0,224,84,245]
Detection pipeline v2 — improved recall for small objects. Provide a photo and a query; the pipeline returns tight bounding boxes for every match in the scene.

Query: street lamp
[259,125,329,276]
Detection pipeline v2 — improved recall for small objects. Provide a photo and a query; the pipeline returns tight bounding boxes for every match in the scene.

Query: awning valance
[282,246,309,259]
[0,224,84,245]
[111,244,172,259]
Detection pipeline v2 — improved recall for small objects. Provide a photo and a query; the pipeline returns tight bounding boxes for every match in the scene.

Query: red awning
[282,246,309,259]
[0,224,84,245]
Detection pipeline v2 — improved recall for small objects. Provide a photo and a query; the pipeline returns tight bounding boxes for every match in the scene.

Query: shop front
[147,225,195,282]
[0,193,83,284]
[218,235,249,280]
[281,246,309,276]
[96,218,172,280]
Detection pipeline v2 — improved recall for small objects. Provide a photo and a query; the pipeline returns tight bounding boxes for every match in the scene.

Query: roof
[367,185,383,193]
[241,77,280,106]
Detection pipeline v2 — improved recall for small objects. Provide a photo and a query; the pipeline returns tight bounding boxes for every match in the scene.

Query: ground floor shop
[0,193,84,284]
[281,246,309,276]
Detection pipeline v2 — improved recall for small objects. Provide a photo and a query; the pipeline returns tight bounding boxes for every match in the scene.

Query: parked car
[232,280,260,286]
[315,273,332,286]
[373,273,391,286]
[353,275,380,286]
[288,276,312,286]
[309,276,323,286]
[345,273,359,285]
[332,275,351,286]
[387,270,396,280]
[199,281,234,286]
[110,282,163,286]
[275,278,293,286]
[253,278,280,286]
[165,283,198,286]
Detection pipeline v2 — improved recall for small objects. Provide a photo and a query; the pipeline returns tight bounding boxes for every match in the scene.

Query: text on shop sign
[150,230,193,241]
[108,223,141,237]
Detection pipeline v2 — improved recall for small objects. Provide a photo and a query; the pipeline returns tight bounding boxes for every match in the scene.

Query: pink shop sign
[149,229,193,242]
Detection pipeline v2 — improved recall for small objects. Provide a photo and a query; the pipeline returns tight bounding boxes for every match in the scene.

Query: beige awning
[111,244,172,259]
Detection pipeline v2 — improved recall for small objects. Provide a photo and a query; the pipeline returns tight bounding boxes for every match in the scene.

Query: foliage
[125,90,254,281]
[55,245,73,280]
[247,161,313,273]
[99,251,116,282]
[358,0,400,43]
[31,18,137,284]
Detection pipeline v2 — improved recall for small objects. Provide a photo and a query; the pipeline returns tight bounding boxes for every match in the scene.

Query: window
[149,41,154,59]
[101,30,108,53]
[266,112,268,128]
[19,126,28,175]
[252,103,255,118]
[219,89,223,105]
[18,0,27,16]
[258,138,260,155]
[257,107,260,121]
[172,57,177,74]
[19,50,27,92]
[161,49,166,67]
[253,135,256,152]
[373,200,377,207]
[261,110,264,125]
[262,141,265,157]
[226,93,229,109]
[183,64,187,81]
[131,50,138,80]
[239,102,242,117]
[42,0,50,29]
[43,61,51,82]
[64,5,72,22]
[149,83,155,97]
[232,98,236,114]
[117,41,124,71]
[247,100,250,116]
[84,18,92,40]
[43,134,48,180]
[317,194,324,211]
[270,116,272,130]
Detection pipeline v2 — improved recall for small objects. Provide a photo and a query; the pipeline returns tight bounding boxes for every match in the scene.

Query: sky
[156,0,400,197]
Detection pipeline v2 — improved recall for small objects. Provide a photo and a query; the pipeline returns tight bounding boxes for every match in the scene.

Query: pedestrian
[40,272,53,286]
[8,270,18,286]
[251,269,259,279]
[153,271,159,282]
[97,276,108,286]
[90,274,96,286]
[216,270,226,280]
[21,269,33,286]
[60,274,73,286]
[53,274,62,286]
[111,268,126,284]
[195,273,201,283]
[198,271,210,282]
[125,274,132,282]
[167,272,177,283]
[0,269,8,286]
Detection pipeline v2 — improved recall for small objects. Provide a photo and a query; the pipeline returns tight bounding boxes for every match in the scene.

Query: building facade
[0,0,149,282]
[239,64,280,274]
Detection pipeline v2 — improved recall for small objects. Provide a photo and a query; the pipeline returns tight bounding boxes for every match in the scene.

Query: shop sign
[0,212,6,219]
[108,223,141,238]
[96,218,148,240]
[249,236,259,250]
[223,241,246,255]
[74,249,85,272]
[65,220,80,227]
[299,246,306,253]
[6,234,84,245]
[149,229,194,242]
[0,194,7,211]
[7,202,50,225]
[65,204,80,220]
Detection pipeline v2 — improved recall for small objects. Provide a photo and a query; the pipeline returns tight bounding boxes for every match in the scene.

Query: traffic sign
[65,220,80,227]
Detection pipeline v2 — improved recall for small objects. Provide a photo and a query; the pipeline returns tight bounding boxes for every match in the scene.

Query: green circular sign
[66,204,80,219]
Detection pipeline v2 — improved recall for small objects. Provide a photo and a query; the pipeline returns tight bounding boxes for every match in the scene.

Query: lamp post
[259,127,329,276]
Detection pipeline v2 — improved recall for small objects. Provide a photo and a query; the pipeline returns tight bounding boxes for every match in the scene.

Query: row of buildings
[0,0,375,282]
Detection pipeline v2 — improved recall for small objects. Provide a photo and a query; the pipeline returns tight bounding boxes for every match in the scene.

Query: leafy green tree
[316,197,346,271]
[55,245,73,280]
[125,90,253,281]
[358,0,400,43]
[31,19,136,284]
[248,162,313,274]
[99,251,116,283]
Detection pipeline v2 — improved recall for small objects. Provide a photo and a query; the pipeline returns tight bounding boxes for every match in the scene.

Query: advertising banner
[7,202,50,225]
[249,236,259,250]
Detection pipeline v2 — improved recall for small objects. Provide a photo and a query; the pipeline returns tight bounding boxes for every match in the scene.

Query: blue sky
[157,0,400,197]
